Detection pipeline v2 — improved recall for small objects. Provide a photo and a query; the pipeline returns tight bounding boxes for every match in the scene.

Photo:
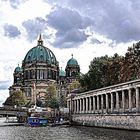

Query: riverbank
[72,114,140,131]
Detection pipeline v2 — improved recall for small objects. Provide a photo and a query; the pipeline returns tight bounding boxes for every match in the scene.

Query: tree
[3,90,26,107]
[107,53,123,85]
[48,97,59,109]
[45,83,59,108]
[120,42,140,82]
[82,55,111,90]
[79,54,123,91]
[67,80,80,92]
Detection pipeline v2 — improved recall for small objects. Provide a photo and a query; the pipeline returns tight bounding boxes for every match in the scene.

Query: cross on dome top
[37,34,43,46]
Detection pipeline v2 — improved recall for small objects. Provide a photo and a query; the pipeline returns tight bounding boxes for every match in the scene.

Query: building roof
[67,54,78,66]
[14,64,22,73]
[23,34,58,66]
[59,67,66,77]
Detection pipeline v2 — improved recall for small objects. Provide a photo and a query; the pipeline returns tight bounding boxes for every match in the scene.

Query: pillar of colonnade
[101,95,103,113]
[136,87,139,112]
[128,89,132,112]
[106,94,109,113]
[86,98,88,113]
[83,98,85,113]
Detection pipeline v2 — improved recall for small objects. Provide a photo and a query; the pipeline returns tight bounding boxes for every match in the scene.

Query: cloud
[22,17,48,42]
[0,90,9,106]
[91,0,140,42]
[4,24,21,38]
[90,38,103,44]
[45,0,140,43]
[47,7,93,48]
[2,0,28,9]
[53,29,87,48]
[0,81,10,90]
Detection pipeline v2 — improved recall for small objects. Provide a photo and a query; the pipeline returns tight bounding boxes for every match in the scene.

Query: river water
[0,117,140,140]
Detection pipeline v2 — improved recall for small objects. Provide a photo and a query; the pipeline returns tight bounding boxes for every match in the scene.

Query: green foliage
[79,41,140,91]
[79,55,117,91]
[67,80,80,92]
[45,83,58,108]
[120,41,140,82]
[48,98,59,109]
[3,90,26,107]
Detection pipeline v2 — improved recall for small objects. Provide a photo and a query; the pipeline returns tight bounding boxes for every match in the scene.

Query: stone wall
[72,114,140,130]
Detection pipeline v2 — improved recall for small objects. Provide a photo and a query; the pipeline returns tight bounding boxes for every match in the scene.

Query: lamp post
[33,82,37,109]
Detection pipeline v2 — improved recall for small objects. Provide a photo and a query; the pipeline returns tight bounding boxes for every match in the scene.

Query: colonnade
[23,68,57,80]
[67,85,140,114]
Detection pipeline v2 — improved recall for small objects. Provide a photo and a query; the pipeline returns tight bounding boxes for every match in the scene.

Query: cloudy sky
[0,0,140,106]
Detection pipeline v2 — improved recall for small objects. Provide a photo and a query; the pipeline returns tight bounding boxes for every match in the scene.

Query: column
[67,100,69,108]
[86,97,88,113]
[74,100,76,114]
[81,98,83,113]
[128,89,132,112]
[76,100,78,113]
[97,96,99,112]
[78,99,80,113]
[80,98,83,113]
[79,99,82,113]
[106,94,109,113]
[111,93,114,112]
[93,96,95,113]
[89,97,92,113]
[72,100,74,113]
[83,98,85,113]
[116,91,119,112]
[101,95,104,113]
[122,90,125,113]
[72,100,74,114]
[136,87,139,112]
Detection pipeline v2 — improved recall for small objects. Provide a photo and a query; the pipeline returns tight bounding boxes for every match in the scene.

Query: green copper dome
[23,35,58,65]
[67,54,78,66]
[14,65,22,73]
[59,68,66,77]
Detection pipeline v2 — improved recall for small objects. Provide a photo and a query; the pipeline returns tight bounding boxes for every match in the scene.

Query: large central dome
[23,35,58,65]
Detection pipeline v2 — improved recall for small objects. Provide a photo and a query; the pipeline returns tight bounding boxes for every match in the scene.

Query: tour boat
[27,117,48,127]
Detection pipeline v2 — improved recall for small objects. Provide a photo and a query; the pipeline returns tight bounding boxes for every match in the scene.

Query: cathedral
[9,35,80,107]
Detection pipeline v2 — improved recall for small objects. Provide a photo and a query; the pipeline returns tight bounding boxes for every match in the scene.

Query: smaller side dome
[67,54,78,66]
[59,67,66,77]
[14,64,22,73]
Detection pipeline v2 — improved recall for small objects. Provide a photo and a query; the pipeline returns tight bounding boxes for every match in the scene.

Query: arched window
[37,70,39,79]
[40,70,44,79]
[48,69,51,78]
[44,70,47,79]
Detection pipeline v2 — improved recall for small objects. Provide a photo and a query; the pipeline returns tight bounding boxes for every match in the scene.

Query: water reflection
[0,118,140,140]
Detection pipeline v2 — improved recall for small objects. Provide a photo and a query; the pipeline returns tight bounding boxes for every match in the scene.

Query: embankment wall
[72,114,140,130]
